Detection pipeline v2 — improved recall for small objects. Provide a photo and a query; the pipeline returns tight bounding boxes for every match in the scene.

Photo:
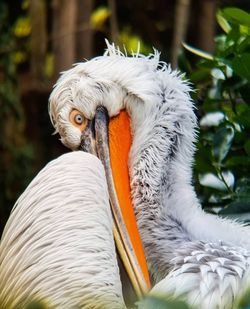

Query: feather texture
[2,42,250,308]
[48,42,250,308]
[0,152,124,309]
[151,241,250,308]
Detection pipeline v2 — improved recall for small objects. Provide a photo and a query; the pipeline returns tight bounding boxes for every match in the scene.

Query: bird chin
[79,106,151,297]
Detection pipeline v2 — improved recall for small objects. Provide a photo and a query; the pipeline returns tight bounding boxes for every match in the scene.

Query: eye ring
[69,109,87,131]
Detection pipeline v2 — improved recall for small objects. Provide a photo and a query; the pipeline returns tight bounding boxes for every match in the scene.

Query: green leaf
[226,156,250,168]
[212,126,235,163]
[139,296,192,309]
[237,36,250,54]
[24,301,48,309]
[219,201,250,214]
[245,140,250,156]
[189,68,210,83]
[236,178,250,198]
[222,7,250,27]
[177,52,192,75]
[195,146,215,174]
[219,178,250,214]
[199,172,234,191]
[237,288,250,309]
[182,43,214,60]
[232,53,250,82]
[217,10,231,33]
[236,111,250,129]
[236,103,250,115]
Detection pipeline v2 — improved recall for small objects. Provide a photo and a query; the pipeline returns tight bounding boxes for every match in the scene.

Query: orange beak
[81,107,151,297]
[109,110,151,296]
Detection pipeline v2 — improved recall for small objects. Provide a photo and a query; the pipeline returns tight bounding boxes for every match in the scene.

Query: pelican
[1,42,250,309]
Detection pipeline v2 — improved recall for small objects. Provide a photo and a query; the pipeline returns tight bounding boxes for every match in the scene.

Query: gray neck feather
[129,88,198,282]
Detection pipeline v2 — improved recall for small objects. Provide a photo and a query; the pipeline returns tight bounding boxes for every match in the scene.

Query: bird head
[49,42,196,297]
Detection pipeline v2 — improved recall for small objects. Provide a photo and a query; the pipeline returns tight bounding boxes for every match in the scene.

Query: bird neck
[127,92,250,273]
[128,91,197,226]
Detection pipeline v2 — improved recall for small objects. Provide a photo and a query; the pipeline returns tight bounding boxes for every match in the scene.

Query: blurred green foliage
[24,301,49,309]
[237,288,250,309]
[138,295,192,309]
[0,2,33,231]
[183,7,250,223]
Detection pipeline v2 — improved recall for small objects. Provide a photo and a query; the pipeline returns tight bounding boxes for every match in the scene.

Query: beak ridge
[80,106,150,297]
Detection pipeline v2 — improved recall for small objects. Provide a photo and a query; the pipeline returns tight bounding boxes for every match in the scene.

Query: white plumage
[1,42,250,308]
[0,152,125,308]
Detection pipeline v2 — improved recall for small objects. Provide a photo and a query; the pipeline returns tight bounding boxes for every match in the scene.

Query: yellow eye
[69,109,87,131]
[74,113,83,124]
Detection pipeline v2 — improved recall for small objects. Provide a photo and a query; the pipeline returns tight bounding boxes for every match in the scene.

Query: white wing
[150,241,250,309]
[0,151,125,309]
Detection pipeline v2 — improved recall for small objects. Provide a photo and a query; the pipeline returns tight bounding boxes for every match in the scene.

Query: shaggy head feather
[49,43,250,309]
[2,42,250,309]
